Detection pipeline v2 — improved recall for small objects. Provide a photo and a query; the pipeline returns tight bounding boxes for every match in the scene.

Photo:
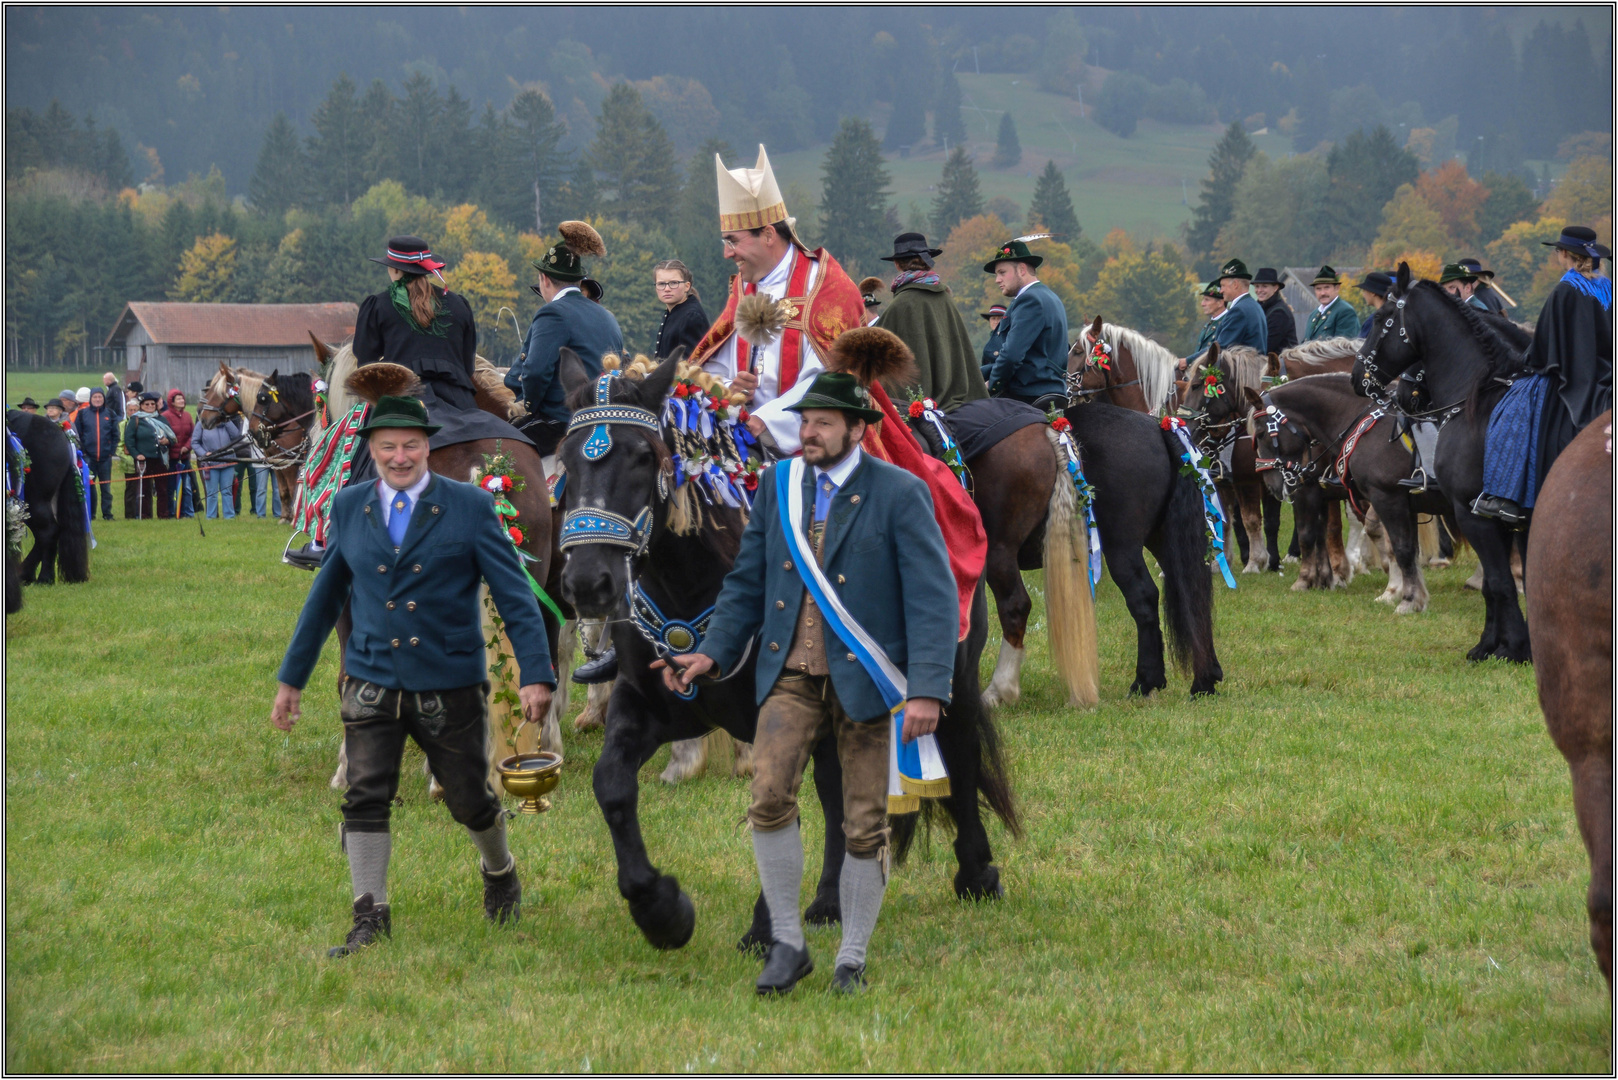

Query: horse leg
[1325,499,1350,586]
[23,498,58,585]
[593,682,698,950]
[1570,751,1614,984]
[1453,511,1516,661]
[1108,547,1167,696]
[937,701,1002,901]
[660,734,711,784]
[573,620,613,732]
[981,543,1030,709]
[1235,481,1267,573]
[1262,486,1283,571]
[1369,491,1427,614]
[1219,481,1250,570]
[1290,486,1329,591]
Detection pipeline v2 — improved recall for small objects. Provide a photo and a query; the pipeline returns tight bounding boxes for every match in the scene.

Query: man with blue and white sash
[662,371,958,997]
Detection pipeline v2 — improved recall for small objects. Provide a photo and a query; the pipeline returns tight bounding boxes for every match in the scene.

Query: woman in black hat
[1475,225,1613,522]
[352,237,533,458]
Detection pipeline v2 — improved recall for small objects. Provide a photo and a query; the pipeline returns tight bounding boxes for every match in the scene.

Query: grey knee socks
[468,814,513,875]
[345,828,392,905]
[753,820,805,950]
[835,851,887,970]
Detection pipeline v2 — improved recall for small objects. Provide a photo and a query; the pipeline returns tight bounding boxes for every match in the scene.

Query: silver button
[768,642,779,651]
[431,505,440,514]
[412,564,422,573]
[837,574,846,584]
[783,560,793,571]
[775,600,785,609]
[846,653,856,662]
[377,565,387,573]
[406,601,417,611]
[409,637,419,646]
[850,495,860,504]
[391,638,401,648]
[386,601,396,610]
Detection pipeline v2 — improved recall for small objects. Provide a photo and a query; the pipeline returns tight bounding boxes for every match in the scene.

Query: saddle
[910,397,1048,464]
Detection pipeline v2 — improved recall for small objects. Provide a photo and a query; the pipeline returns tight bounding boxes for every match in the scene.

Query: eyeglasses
[654,280,686,289]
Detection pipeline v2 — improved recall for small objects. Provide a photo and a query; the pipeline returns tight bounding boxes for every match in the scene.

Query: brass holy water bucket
[494,718,562,814]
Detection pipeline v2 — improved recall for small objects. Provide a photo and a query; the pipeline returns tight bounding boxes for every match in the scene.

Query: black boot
[1470,494,1527,528]
[831,963,867,995]
[328,893,391,957]
[283,541,325,571]
[482,859,522,925]
[571,645,618,684]
[756,941,814,996]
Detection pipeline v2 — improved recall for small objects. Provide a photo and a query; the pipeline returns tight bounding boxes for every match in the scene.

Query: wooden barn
[103,302,358,396]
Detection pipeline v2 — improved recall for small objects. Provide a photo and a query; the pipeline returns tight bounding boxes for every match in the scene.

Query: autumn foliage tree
[171,233,238,302]
[1414,160,1487,250]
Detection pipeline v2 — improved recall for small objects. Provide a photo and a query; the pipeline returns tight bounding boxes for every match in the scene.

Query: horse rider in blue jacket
[1213,259,1268,354]
[506,221,625,458]
[662,369,960,998]
[271,392,556,958]
[981,239,1069,408]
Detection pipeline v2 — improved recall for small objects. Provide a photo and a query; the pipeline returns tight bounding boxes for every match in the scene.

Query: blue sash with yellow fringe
[776,459,950,814]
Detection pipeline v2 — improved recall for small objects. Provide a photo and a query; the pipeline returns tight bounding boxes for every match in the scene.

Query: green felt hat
[1437,262,1478,285]
[784,371,884,424]
[1198,280,1222,298]
[355,395,441,437]
[983,238,1044,272]
[1217,258,1252,281]
[1309,265,1342,286]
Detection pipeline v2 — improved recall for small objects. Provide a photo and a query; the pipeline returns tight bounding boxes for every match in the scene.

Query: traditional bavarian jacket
[688,244,864,452]
[1305,296,1360,341]
[1215,291,1268,353]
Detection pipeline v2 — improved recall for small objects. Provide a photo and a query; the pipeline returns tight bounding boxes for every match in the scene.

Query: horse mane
[324,345,360,418]
[1190,343,1266,397]
[595,353,748,560]
[271,370,316,421]
[1278,337,1361,369]
[1412,280,1522,380]
[1097,322,1179,414]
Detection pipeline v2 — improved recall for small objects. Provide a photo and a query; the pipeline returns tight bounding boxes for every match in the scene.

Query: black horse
[4,410,89,587]
[1353,267,1535,661]
[555,351,1019,952]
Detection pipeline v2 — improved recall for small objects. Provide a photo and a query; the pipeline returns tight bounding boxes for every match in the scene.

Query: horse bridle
[1355,291,1469,424]
[557,372,668,558]
[1251,391,1325,492]
[1067,330,1141,404]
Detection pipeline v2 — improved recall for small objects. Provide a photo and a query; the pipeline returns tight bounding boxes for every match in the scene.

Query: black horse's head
[556,349,681,617]
[1352,262,1423,396]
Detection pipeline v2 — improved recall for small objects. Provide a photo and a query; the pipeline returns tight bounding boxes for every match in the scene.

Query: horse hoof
[1465,643,1496,663]
[1128,677,1165,697]
[572,711,605,734]
[629,876,696,951]
[1394,600,1424,615]
[804,890,841,926]
[1189,680,1219,698]
[954,864,1003,901]
[735,928,770,957]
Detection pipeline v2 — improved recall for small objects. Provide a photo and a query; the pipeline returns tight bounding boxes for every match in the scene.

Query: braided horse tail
[1042,427,1100,707]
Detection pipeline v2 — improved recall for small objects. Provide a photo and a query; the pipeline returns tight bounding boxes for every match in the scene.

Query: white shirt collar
[1014,278,1040,298]
[378,471,431,524]
[757,247,795,295]
[1210,308,1227,321]
[1317,300,1333,313]
[814,445,862,489]
[549,286,581,302]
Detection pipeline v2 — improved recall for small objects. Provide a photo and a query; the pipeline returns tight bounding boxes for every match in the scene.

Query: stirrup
[1397,467,1430,493]
[282,530,324,571]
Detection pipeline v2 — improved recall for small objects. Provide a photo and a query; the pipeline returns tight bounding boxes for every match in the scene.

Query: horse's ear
[308,332,332,369]
[268,368,279,384]
[638,352,681,407]
[218,360,231,378]
[666,345,688,364]
[1243,386,1265,410]
[1396,262,1411,293]
[1264,351,1279,377]
[1205,341,1220,368]
[559,348,592,406]
[1089,315,1103,338]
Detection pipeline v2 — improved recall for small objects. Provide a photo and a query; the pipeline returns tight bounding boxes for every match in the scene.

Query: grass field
[5,514,1610,1072]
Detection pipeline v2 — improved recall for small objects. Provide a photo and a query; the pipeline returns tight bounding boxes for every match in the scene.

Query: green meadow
[5,510,1608,1071]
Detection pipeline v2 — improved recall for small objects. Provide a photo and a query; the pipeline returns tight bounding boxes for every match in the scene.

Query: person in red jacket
[162,389,197,518]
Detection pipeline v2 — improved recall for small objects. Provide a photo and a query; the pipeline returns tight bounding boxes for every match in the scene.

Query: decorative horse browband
[568,372,660,461]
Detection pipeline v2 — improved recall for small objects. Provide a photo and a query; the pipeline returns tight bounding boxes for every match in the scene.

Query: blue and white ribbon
[1049,426,1103,590]
[777,460,949,813]
[1163,417,1236,589]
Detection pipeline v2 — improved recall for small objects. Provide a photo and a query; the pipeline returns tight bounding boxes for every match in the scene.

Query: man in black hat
[1439,263,1491,311]
[1252,268,1298,354]
[981,239,1068,407]
[1182,281,1228,371]
[874,233,988,413]
[15,397,39,413]
[1213,259,1268,354]
[979,305,1008,373]
[859,277,885,326]
[272,393,556,957]
[1356,271,1394,337]
[662,365,958,997]
[1304,266,1361,341]
[1457,258,1508,313]
[505,222,625,459]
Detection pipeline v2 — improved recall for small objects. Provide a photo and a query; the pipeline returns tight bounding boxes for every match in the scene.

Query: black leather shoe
[830,963,867,995]
[571,645,618,684]
[482,859,522,925]
[328,893,391,957]
[283,542,325,571]
[756,941,813,996]
[1470,494,1527,527]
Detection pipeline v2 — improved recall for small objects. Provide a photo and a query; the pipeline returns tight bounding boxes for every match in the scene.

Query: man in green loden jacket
[1304,266,1362,341]
[872,233,989,412]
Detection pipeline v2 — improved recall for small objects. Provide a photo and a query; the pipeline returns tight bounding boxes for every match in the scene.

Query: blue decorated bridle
[558,372,667,555]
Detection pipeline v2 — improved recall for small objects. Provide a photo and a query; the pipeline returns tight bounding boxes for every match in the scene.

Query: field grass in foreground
[5,516,1610,1072]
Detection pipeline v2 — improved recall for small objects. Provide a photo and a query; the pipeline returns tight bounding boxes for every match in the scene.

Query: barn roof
[104,302,358,349]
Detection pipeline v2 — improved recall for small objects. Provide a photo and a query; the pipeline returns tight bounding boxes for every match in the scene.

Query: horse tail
[54,462,89,584]
[1156,429,1221,692]
[1042,428,1099,707]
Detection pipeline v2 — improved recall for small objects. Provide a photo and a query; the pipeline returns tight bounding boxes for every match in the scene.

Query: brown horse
[310,344,569,795]
[1068,316,1180,416]
[1525,411,1613,985]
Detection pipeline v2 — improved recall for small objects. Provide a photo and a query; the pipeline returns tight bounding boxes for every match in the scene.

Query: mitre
[716,144,789,232]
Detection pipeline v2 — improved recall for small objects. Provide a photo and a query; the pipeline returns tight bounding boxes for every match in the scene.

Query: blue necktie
[814,474,836,523]
[388,491,413,548]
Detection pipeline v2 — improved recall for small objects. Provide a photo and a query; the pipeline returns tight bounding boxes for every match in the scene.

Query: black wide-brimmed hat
[1309,265,1342,286]
[137,391,162,405]
[1216,258,1252,282]
[128,380,144,393]
[1437,263,1477,286]
[1456,258,1495,280]
[43,397,66,410]
[1357,271,1394,296]
[1542,224,1612,260]
[369,236,447,280]
[984,238,1043,272]
[355,394,442,437]
[580,277,604,303]
[785,371,884,424]
[980,304,1008,320]
[16,397,39,409]
[880,231,944,265]
[1252,267,1283,287]
[534,221,606,283]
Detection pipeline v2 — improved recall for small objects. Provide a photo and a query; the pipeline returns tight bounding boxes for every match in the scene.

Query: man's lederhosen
[338,679,501,836]
[747,512,890,856]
